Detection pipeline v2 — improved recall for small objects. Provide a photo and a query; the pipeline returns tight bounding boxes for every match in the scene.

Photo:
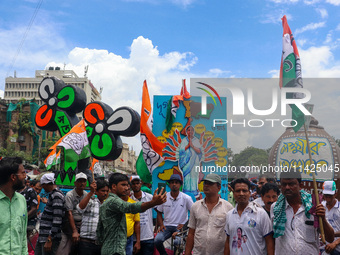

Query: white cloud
[299,45,340,77]
[303,0,320,4]
[268,69,279,78]
[208,68,231,77]
[297,38,307,47]
[316,8,328,18]
[295,21,326,35]
[326,0,340,5]
[261,12,292,24]
[336,24,340,31]
[0,90,3,98]
[324,33,332,44]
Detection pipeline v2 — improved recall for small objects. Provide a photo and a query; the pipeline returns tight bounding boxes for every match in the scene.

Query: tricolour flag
[50,119,91,162]
[138,80,166,176]
[280,15,305,132]
[165,79,191,132]
[44,149,61,170]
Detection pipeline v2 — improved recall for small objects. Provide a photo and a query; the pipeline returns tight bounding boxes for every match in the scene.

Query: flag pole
[303,122,325,243]
[90,157,95,182]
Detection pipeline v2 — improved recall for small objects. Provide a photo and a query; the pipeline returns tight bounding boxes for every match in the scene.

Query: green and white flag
[280,15,305,132]
[50,119,91,162]
[44,149,61,170]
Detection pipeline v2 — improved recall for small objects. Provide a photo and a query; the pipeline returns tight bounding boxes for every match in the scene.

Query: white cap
[323,181,337,195]
[75,172,87,182]
[40,173,55,185]
[130,175,141,182]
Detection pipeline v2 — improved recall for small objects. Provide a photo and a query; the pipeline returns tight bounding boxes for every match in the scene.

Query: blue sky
[1,0,340,153]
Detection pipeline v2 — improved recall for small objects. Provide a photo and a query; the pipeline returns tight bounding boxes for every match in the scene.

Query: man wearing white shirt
[322,181,340,255]
[155,174,194,255]
[271,170,334,255]
[224,178,274,255]
[130,175,154,255]
[185,173,233,255]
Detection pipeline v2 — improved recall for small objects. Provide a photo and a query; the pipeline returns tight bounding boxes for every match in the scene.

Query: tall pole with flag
[280,15,305,132]
[280,15,325,243]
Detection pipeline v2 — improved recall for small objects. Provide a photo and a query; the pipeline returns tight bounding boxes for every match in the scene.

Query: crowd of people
[1,156,340,255]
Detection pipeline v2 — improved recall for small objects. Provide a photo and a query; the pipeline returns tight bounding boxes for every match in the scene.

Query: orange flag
[140,80,166,172]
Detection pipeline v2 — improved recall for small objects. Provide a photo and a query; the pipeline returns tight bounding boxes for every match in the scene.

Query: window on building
[82,84,84,88]
[20,146,26,151]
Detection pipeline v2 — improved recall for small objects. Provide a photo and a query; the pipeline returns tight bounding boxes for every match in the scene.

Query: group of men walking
[2,156,340,255]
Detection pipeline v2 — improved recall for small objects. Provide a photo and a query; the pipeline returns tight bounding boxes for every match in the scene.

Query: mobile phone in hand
[158,182,166,195]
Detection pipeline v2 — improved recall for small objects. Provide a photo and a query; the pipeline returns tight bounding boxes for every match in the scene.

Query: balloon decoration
[35,76,140,186]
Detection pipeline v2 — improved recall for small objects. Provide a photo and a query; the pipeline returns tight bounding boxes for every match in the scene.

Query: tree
[336,139,340,148]
[227,147,234,164]
[231,146,269,167]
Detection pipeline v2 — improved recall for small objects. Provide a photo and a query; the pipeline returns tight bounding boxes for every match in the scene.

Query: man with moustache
[260,183,279,217]
[271,170,334,255]
[224,178,274,255]
[184,173,233,255]
[321,181,340,255]
[0,157,28,255]
[254,175,275,206]
[57,173,88,255]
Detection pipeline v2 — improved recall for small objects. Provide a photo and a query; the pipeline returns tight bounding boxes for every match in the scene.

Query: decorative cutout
[35,77,86,135]
[83,102,140,160]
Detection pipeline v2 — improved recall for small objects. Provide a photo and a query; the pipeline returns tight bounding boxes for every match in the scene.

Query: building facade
[101,143,138,175]
[4,67,101,105]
